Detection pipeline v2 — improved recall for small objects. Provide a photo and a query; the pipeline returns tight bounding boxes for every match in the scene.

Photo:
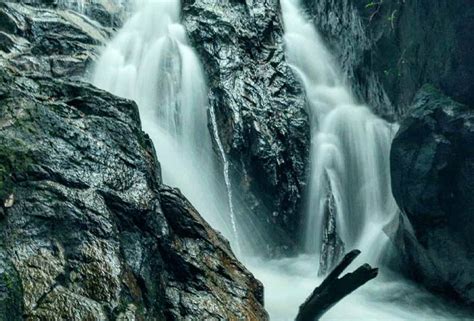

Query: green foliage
[365,0,383,9]
[388,10,398,29]
[0,263,24,321]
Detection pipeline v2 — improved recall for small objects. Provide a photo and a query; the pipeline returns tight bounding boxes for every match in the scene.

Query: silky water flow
[92,0,470,319]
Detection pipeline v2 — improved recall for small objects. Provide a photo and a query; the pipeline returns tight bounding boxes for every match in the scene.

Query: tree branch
[295,250,378,321]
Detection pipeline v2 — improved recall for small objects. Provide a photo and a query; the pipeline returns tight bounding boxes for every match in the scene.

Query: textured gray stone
[183,0,310,255]
[0,2,268,319]
[391,86,474,306]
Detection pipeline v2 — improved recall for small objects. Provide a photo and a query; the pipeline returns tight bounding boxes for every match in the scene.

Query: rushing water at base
[91,0,240,247]
[90,0,470,319]
[245,256,471,321]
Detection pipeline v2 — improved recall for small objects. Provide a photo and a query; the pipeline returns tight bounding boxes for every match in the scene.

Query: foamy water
[245,256,471,320]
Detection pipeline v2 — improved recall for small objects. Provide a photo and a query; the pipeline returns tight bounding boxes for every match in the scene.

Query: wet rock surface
[0,2,267,320]
[318,187,345,277]
[159,186,267,320]
[303,0,474,119]
[10,0,128,28]
[0,2,111,79]
[391,86,474,306]
[182,0,310,255]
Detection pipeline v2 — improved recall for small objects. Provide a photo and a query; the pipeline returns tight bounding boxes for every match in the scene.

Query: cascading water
[247,1,470,320]
[208,105,241,253]
[88,0,469,319]
[91,0,240,249]
[281,0,399,267]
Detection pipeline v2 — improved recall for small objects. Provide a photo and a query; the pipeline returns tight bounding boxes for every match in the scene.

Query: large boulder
[391,85,474,306]
[182,0,310,255]
[0,2,268,320]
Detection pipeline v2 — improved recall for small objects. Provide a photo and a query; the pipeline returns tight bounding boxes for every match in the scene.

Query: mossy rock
[0,258,23,321]
[0,137,33,201]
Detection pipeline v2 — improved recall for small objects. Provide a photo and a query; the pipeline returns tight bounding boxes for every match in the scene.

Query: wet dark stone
[0,2,268,319]
[391,86,474,306]
[302,0,474,119]
[182,0,310,255]
[9,0,128,28]
[318,187,345,277]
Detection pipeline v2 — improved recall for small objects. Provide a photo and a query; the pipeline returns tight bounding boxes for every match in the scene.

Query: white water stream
[90,0,470,319]
[246,255,470,321]
[246,1,469,320]
[91,0,240,248]
[281,0,399,265]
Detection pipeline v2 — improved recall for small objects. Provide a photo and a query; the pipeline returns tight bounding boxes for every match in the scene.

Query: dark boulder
[0,2,268,319]
[182,0,310,255]
[302,0,474,119]
[391,85,474,306]
[159,186,267,320]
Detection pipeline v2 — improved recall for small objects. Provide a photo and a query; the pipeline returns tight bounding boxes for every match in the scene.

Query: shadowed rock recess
[302,0,474,120]
[0,2,267,320]
[182,0,310,255]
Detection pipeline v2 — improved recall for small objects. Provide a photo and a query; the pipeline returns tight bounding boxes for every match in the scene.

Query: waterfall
[208,105,241,254]
[280,0,399,267]
[244,2,469,320]
[91,0,240,248]
[87,1,469,319]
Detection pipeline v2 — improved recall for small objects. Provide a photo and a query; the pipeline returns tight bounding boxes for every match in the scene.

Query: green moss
[0,263,24,321]
[365,0,383,9]
[420,83,439,94]
[0,137,33,199]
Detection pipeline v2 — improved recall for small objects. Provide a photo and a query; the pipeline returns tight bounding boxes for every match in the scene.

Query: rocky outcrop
[0,1,111,79]
[391,86,474,306]
[182,0,310,255]
[10,0,128,27]
[0,2,267,320]
[159,186,267,320]
[302,0,474,119]
[318,188,345,277]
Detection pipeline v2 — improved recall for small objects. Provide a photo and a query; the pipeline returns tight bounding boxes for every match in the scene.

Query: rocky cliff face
[0,1,111,79]
[182,0,310,255]
[391,86,474,306]
[9,0,128,27]
[0,2,267,320]
[302,0,474,119]
[302,0,392,118]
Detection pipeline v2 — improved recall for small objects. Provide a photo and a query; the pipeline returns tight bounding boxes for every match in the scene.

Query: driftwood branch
[295,250,378,321]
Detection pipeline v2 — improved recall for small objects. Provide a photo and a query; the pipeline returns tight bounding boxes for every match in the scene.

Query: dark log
[295,250,378,321]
